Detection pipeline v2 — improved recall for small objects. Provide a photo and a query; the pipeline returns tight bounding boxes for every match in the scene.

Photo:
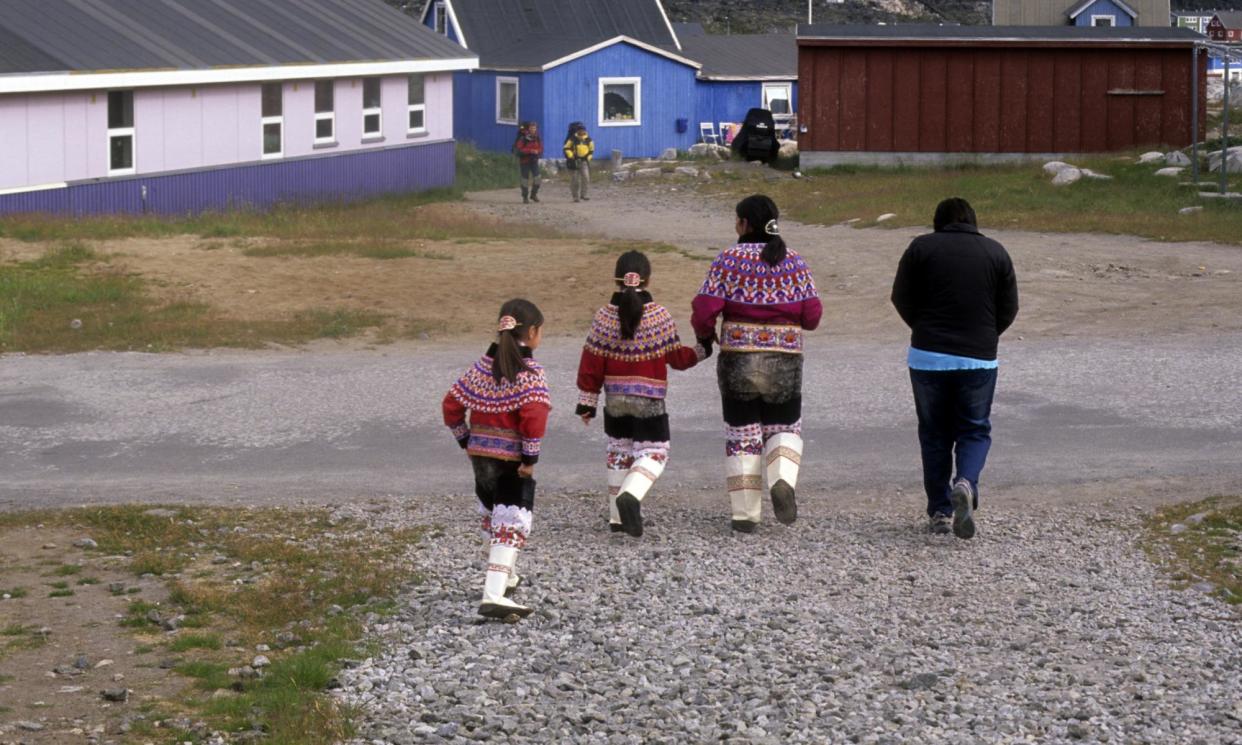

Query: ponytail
[613,250,652,340]
[492,299,544,383]
[736,194,787,266]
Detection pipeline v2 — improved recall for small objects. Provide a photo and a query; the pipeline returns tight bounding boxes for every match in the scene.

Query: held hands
[518,463,535,479]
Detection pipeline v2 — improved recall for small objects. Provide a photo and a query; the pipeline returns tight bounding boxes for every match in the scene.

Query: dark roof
[0,0,474,75]
[676,34,796,80]
[798,24,1204,43]
[441,0,678,68]
[1214,10,1242,26]
[672,22,707,38]
[1068,0,1138,18]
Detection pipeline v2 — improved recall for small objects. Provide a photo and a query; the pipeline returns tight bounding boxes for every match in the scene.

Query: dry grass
[1146,495,1242,606]
[708,158,1242,245]
[0,505,425,744]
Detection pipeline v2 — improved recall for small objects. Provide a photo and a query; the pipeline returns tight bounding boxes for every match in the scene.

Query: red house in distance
[1207,12,1242,43]
[797,25,1207,167]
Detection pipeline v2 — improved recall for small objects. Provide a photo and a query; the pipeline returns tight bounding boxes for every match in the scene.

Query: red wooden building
[1207,11,1242,43]
[796,25,1206,166]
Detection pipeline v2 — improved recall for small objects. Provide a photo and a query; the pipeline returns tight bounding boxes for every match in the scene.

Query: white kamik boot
[615,456,665,537]
[607,467,627,532]
[727,454,763,533]
[764,433,803,525]
[478,544,533,619]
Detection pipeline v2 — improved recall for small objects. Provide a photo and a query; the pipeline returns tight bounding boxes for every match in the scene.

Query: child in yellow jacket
[563,124,595,202]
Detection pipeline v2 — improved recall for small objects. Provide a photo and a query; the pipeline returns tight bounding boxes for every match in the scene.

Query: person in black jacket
[891,197,1019,539]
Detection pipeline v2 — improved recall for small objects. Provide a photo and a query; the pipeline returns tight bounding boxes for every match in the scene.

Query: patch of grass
[169,633,222,652]
[48,588,74,598]
[120,599,160,629]
[134,644,155,655]
[240,240,454,261]
[1146,495,1242,605]
[0,625,47,658]
[1,624,26,636]
[52,563,82,576]
[47,580,69,590]
[1,587,27,599]
[708,159,1242,246]
[0,245,388,353]
[76,576,100,585]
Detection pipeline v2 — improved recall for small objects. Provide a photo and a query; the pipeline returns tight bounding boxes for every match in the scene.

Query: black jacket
[890,223,1019,361]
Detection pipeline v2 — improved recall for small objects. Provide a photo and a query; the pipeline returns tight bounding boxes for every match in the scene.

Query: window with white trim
[762,82,792,117]
[407,74,426,134]
[261,82,283,158]
[1091,15,1116,26]
[599,77,640,126]
[363,78,383,137]
[496,77,518,125]
[314,80,335,143]
[434,2,448,34]
[107,90,135,175]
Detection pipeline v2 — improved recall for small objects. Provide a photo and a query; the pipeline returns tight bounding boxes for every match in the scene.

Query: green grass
[52,563,82,576]
[76,576,99,585]
[0,244,387,353]
[47,580,69,590]
[709,158,1242,246]
[48,588,74,598]
[0,625,47,658]
[239,240,453,261]
[1,624,26,636]
[169,633,222,652]
[1,587,27,599]
[1147,496,1242,605]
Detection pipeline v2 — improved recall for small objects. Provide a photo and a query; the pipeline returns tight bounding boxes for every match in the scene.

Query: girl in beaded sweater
[443,299,551,619]
[576,251,708,537]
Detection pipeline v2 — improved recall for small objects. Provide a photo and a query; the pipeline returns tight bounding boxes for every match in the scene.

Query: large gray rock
[674,166,699,177]
[778,140,799,159]
[634,168,663,179]
[658,147,679,161]
[1043,161,1075,176]
[688,143,720,159]
[1154,167,1185,177]
[1138,151,1166,165]
[1208,146,1242,174]
[1166,151,1192,166]
[1051,167,1083,186]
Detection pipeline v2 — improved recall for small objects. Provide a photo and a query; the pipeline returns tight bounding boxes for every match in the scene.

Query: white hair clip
[497,316,518,332]
[621,272,643,288]
[764,219,780,236]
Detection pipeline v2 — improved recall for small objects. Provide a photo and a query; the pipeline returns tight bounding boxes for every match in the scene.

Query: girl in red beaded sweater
[576,251,708,537]
[443,299,551,619]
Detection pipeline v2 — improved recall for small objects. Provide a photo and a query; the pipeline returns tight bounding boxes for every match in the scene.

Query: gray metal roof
[1213,10,1242,26]
[0,0,475,75]
[443,0,678,68]
[672,22,707,38]
[797,24,1204,42]
[676,34,796,80]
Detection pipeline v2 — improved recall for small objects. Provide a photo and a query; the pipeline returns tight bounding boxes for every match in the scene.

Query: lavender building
[0,0,478,216]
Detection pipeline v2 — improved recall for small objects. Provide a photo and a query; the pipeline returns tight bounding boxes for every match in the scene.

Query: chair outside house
[699,122,720,144]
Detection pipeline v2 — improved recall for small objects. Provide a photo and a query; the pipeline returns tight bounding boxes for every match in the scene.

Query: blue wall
[1072,0,1134,26]
[0,141,455,217]
[422,3,463,45]
[696,81,799,131]
[542,43,699,159]
[453,71,544,153]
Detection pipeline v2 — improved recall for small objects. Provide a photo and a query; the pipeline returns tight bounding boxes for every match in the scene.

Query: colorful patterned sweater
[691,243,822,354]
[576,294,705,416]
[442,345,551,465]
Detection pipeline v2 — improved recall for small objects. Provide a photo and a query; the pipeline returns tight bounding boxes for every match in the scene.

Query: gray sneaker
[929,513,952,535]
[950,479,976,540]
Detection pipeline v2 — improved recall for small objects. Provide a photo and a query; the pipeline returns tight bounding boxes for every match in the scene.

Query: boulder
[778,140,799,159]
[688,143,720,159]
[1179,206,1204,215]
[1051,167,1083,186]
[876,213,897,222]
[1138,151,1165,165]
[1154,167,1184,177]
[711,144,733,159]
[1208,147,1242,174]
[1042,161,1075,175]
[674,166,699,177]
[1165,151,1192,166]
[634,168,662,179]
[658,147,679,161]
[1081,169,1113,180]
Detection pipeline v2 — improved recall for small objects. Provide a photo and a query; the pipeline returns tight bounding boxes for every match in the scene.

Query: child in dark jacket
[443,299,551,619]
[513,122,544,204]
[576,251,707,537]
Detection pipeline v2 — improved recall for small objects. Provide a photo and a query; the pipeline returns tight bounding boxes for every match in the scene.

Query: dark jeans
[909,368,997,517]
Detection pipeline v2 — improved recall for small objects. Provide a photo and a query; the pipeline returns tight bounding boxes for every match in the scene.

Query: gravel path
[335,497,1242,745]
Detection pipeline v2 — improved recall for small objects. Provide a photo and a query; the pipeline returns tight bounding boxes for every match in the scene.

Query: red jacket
[576,296,705,415]
[514,134,543,166]
[443,346,551,465]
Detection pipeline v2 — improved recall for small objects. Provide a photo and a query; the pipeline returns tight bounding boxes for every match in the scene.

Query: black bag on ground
[732,107,780,164]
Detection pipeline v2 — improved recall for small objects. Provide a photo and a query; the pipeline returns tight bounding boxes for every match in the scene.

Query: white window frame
[261,82,283,159]
[407,73,427,135]
[106,91,136,176]
[496,76,519,125]
[314,80,335,144]
[362,77,383,138]
[434,2,448,34]
[1091,14,1116,27]
[598,76,641,127]
[762,82,793,119]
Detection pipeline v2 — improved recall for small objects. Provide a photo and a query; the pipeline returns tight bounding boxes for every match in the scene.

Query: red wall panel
[999,51,1029,151]
[973,50,1003,152]
[866,49,895,151]
[918,51,948,152]
[1026,52,1056,151]
[892,52,922,151]
[946,52,976,151]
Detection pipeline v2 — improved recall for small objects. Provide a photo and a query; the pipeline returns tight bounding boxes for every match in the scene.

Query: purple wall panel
[0,141,455,217]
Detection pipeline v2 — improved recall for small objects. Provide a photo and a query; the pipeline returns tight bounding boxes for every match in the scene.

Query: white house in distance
[0,0,477,216]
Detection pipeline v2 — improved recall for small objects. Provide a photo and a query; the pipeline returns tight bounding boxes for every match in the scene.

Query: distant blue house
[1067,0,1137,27]
[419,0,796,158]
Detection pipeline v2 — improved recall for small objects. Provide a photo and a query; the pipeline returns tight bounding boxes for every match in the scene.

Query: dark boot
[530,184,540,202]
[520,186,529,204]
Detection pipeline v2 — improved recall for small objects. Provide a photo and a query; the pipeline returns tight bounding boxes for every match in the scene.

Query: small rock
[1179,206,1204,215]
[1169,523,1188,534]
[161,616,182,632]
[95,659,114,669]
[1191,581,1216,593]
[1138,151,1165,164]
[255,644,271,653]
[1166,151,1192,166]
[901,672,940,690]
[1068,722,1091,739]
[108,582,126,593]
[74,654,90,670]
[252,655,271,669]
[142,508,177,518]
[73,538,98,549]
[1186,511,1211,524]
[17,721,45,732]
[876,213,897,222]
[634,168,662,179]
[1154,167,1184,177]
[42,543,58,550]
[674,166,699,177]
[327,604,344,617]
[658,147,679,161]
[100,688,129,702]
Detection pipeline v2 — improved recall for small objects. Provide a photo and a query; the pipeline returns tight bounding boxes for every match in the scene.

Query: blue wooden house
[420,0,796,158]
